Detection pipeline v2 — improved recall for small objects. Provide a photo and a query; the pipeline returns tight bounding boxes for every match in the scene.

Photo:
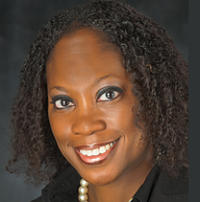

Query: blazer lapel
[149,168,188,202]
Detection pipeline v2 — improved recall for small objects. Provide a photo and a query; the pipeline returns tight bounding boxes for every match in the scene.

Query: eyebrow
[48,74,112,93]
[49,86,67,93]
[93,74,111,86]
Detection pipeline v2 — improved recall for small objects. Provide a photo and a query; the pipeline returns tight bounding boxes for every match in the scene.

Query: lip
[75,139,118,150]
[75,138,120,165]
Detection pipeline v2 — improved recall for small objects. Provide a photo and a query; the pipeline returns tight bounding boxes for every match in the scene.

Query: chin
[86,173,117,186]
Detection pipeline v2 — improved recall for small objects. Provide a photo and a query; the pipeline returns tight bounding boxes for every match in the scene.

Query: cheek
[48,113,72,144]
[104,98,139,135]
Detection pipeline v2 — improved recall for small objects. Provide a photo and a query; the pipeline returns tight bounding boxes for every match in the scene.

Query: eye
[54,99,74,109]
[50,95,74,109]
[97,86,123,101]
[98,91,119,101]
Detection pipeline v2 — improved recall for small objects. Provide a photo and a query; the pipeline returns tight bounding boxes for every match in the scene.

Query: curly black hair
[7,0,188,186]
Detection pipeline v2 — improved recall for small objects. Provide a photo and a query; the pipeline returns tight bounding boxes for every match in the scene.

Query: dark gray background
[0,0,188,201]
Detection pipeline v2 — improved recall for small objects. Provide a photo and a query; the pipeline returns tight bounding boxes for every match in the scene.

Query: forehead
[46,28,129,88]
[48,28,120,62]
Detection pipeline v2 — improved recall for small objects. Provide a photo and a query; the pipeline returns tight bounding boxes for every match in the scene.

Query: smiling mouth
[75,138,119,165]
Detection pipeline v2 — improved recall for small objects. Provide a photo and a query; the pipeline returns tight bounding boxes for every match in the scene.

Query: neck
[88,160,154,202]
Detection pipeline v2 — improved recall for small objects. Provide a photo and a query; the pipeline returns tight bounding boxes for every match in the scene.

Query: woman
[7,0,188,202]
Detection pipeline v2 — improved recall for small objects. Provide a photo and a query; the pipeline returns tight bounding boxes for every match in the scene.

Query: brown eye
[59,100,69,106]
[105,91,116,99]
[98,90,120,101]
[55,99,74,109]
[97,86,124,102]
[50,95,75,109]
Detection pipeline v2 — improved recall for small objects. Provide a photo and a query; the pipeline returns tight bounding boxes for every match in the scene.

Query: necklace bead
[78,179,89,202]
[80,178,89,186]
[79,186,88,194]
[78,193,88,201]
[78,178,133,202]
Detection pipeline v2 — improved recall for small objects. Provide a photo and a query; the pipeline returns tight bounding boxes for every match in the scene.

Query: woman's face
[47,28,153,185]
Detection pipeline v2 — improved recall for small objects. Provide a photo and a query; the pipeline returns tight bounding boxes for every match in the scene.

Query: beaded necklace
[78,178,133,202]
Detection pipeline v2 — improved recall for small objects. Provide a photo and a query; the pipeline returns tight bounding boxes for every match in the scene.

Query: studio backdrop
[0,0,188,201]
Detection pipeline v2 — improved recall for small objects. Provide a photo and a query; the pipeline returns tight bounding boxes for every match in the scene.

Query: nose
[71,110,106,136]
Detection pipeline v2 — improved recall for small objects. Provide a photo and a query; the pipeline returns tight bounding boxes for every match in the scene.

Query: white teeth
[100,146,106,154]
[93,148,100,156]
[86,150,92,156]
[105,144,110,150]
[80,150,87,155]
[79,140,117,157]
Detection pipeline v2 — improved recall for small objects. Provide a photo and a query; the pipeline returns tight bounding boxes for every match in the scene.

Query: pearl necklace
[78,178,133,202]
[78,179,89,202]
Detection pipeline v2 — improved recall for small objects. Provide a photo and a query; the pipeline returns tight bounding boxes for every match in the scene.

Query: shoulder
[30,165,81,202]
[149,167,188,202]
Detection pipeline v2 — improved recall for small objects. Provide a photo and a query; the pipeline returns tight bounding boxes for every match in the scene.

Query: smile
[79,140,117,156]
[75,139,119,164]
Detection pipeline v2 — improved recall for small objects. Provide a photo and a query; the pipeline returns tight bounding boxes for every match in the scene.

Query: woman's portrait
[0,0,188,201]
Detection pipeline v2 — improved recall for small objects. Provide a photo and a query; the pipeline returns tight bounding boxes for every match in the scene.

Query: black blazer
[31,165,188,202]
[148,167,188,202]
